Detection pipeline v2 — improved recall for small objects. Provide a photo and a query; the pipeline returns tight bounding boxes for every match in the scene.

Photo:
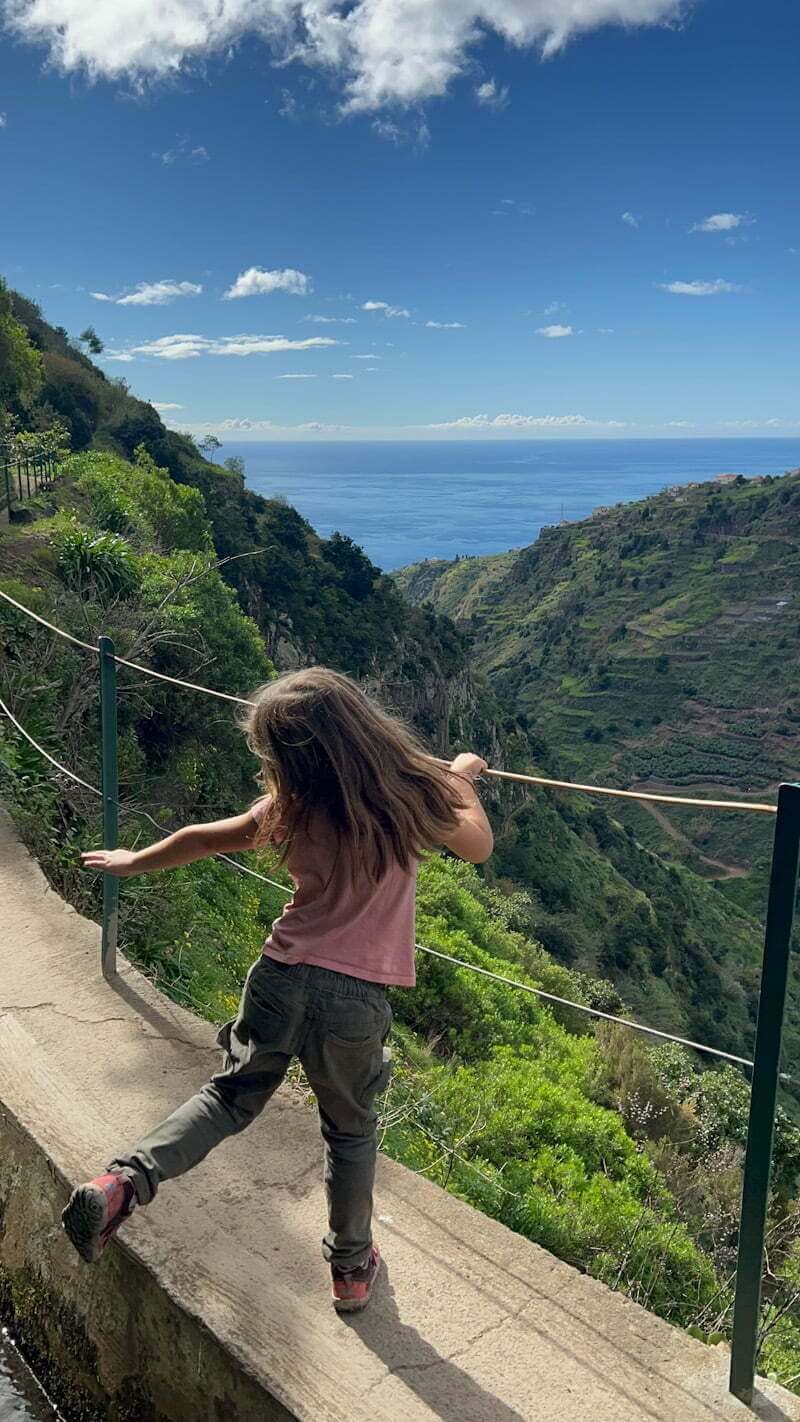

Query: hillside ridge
[395,467,800,916]
[1,283,794,1069]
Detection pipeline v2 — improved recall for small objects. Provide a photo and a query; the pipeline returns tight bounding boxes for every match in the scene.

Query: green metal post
[99,636,120,979]
[730,781,800,1402]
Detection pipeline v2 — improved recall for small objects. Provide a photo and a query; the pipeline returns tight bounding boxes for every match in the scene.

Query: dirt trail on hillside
[640,800,749,879]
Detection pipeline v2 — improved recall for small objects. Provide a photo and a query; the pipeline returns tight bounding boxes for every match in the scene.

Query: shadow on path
[346,1261,528,1422]
[751,1388,797,1422]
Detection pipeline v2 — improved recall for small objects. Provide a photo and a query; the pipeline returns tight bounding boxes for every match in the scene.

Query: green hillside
[396,471,800,918]
[4,280,798,1074]
[7,283,800,1387]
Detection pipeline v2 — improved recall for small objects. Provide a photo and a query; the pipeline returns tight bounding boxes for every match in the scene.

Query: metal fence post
[730,781,800,1402]
[3,463,11,520]
[99,636,120,979]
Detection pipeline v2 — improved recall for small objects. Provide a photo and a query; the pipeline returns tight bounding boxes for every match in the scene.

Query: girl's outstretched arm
[440,753,494,864]
[80,807,263,878]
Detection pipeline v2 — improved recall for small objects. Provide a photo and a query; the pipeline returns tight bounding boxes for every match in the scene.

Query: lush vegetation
[4,285,800,1390]
[396,471,800,916]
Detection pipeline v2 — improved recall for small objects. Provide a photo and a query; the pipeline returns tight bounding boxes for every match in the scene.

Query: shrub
[50,514,140,601]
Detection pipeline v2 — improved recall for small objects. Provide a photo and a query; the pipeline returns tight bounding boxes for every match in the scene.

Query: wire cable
[0,695,101,796]
[0,587,98,654]
[0,697,289,894]
[0,587,780,814]
[1,695,776,1076]
[414,943,769,1073]
[112,655,253,707]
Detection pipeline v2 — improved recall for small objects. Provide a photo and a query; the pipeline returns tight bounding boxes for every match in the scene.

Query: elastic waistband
[258,954,387,1000]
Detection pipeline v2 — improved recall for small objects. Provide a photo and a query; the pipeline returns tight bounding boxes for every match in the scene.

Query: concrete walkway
[0,807,798,1422]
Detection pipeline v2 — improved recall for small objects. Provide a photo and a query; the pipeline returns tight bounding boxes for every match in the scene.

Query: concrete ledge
[1,805,799,1422]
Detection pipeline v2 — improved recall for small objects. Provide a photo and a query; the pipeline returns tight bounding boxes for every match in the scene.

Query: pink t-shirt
[251,796,417,987]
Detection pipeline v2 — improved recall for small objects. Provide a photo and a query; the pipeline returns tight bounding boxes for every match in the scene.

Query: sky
[0,0,798,441]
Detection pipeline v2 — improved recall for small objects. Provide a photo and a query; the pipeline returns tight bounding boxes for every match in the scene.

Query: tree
[40,352,100,449]
[0,279,44,411]
[223,455,246,479]
[199,434,222,462]
[79,326,104,355]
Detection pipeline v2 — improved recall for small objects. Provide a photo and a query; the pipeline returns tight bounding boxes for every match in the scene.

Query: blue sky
[1,0,798,440]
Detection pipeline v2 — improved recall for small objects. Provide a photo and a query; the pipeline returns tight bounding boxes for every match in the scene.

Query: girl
[62,667,493,1313]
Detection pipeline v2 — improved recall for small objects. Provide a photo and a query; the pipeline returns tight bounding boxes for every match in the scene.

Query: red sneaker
[62,1173,135,1263]
[331,1245,381,1314]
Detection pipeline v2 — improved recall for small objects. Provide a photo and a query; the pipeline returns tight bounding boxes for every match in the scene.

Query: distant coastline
[224,437,800,571]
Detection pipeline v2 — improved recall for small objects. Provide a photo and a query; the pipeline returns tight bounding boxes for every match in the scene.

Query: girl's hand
[449,752,488,784]
[81,848,140,878]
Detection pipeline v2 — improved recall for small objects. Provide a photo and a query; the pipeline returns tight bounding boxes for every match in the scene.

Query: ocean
[220,438,800,572]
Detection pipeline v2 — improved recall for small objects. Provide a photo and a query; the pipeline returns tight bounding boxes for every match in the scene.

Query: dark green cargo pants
[109,956,393,1269]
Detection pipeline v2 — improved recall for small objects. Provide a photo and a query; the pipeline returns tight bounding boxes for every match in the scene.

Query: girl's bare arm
[440,753,494,863]
[81,809,262,878]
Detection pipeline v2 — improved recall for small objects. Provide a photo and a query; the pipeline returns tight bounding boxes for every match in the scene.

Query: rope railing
[0,588,779,814]
[482,768,777,815]
[0,690,784,1078]
[2,575,799,1403]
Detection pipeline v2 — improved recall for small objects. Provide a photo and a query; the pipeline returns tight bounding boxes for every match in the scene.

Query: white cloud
[351,353,383,359]
[475,77,509,109]
[542,300,564,316]
[4,0,685,111]
[277,372,317,378]
[426,320,466,329]
[424,413,623,430]
[224,267,312,299]
[154,136,209,164]
[152,401,183,411]
[0,112,7,127]
[195,417,350,435]
[124,279,202,306]
[722,418,800,429]
[597,327,614,334]
[90,280,202,306]
[621,211,639,227]
[277,87,298,119]
[659,279,741,296]
[372,115,430,147]
[362,300,410,318]
[332,373,354,379]
[304,314,357,324]
[691,212,752,233]
[493,197,534,217]
[104,333,339,361]
[535,323,573,338]
[664,420,694,428]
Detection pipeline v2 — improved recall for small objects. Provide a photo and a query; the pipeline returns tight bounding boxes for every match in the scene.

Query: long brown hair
[240,667,463,883]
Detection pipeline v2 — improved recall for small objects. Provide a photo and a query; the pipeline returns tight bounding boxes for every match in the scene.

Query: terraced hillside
[3,282,788,1067]
[396,468,800,917]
